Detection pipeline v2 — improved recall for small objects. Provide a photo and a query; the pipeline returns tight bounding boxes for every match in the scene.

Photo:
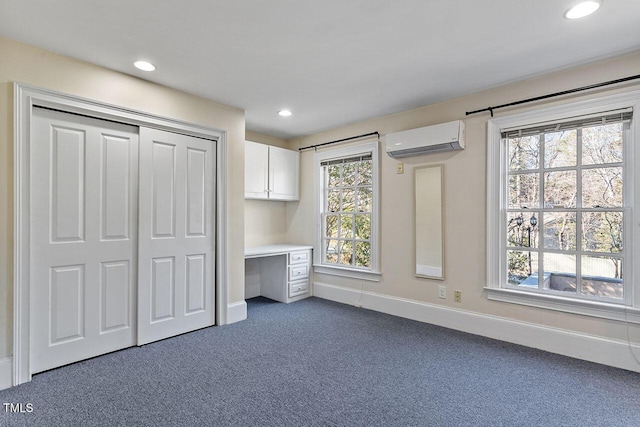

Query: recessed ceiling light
[564,1,601,19]
[134,60,156,71]
[278,110,292,117]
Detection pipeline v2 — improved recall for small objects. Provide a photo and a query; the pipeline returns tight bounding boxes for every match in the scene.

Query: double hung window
[505,111,630,302]
[315,142,380,279]
[321,154,373,268]
[486,91,640,319]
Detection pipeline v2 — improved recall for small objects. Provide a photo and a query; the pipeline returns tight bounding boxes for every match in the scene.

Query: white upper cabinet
[245,141,269,199]
[245,141,299,201]
[268,145,299,200]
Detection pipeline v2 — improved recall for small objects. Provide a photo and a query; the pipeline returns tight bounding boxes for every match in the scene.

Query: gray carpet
[1,297,639,427]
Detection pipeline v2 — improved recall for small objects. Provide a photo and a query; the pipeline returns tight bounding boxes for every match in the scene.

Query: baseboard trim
[226,301,247,324]
[0,357,12,391]
[314,282,640,373]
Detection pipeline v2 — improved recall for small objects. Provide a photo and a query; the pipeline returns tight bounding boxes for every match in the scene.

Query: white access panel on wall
[30,108,139,373]
[137,128,216,345]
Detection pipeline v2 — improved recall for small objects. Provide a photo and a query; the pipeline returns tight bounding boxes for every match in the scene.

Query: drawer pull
[289,280,309,297]
[289,251,310,265]
[289,265,308,280]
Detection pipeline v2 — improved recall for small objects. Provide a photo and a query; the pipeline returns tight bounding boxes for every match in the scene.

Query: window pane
[355,214,371,240]
[508,173,539,209]
[544,130,576,168]
[327,165,341,187]
[506,212,539,248]
[357,161,372,185]
[582,123,623,166]
[544,170,576,208]
[325,214,338,238]
[355,242,371,268]
[339,214,354,238]
[320,149,375,271]
[341,188,355,212]
[582,167,623,208]
[543,252,576,294]
[581,211,623,253]
[342,163,356,187]
[327,190,340,212]
[508,136,539,171]
[581,256,622,300]
[543,212,576,251]
[500,111,629,304]
[357,187,372,212]
[507,250,538,286]
[325,239,339,263]
[339,240,354,266]
[507,212,523,247]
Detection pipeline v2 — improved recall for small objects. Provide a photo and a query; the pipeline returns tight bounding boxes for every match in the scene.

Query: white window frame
[314,141,381,281]
[486,89,640,323]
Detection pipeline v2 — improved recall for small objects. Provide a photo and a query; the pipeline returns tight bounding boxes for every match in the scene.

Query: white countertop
[244,244,313,258]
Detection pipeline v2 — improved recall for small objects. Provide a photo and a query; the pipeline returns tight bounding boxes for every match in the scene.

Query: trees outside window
[321,155,373,269]
[505,118,627,301]
[315,141,380,278]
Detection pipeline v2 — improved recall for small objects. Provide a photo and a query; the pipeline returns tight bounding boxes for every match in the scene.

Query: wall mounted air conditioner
[385,120,465,158]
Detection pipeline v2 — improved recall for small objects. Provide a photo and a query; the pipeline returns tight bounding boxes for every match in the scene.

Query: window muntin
[504,117,627,302]
[321,154,373,269]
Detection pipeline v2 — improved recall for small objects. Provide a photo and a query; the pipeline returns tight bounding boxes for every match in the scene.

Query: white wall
[245,201,289,246]
[0,36,246,360]
[285,51,640,354]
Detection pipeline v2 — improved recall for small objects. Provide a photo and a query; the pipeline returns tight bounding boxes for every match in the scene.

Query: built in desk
[244,244,313,303]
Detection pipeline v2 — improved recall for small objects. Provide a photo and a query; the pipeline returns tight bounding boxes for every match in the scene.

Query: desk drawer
[289,250,310,265]
[289,264,309,280]
[288,278,309,298]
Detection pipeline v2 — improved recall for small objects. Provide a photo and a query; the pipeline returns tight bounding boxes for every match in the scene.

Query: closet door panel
[138,127,215,345]
[30,107,138,374]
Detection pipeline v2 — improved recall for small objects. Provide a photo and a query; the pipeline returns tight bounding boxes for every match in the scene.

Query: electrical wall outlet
[438,285,446,299]
[396,162,404,174]
[454,290,462,303]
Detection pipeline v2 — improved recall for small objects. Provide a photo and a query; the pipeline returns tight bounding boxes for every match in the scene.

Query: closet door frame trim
[13,83,229,386]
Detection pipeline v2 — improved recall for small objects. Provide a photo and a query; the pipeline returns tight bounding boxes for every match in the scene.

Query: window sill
[485,287,640,324]
[313,264,381,282]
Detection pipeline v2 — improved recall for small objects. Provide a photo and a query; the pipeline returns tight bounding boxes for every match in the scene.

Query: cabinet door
[269,145,299,200]
[245,141,269,199]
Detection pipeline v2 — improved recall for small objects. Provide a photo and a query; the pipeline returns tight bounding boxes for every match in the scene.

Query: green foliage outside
[506,122,624,298]
[323,159,373,268]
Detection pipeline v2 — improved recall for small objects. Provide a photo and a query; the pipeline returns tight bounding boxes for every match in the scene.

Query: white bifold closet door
[137,128,215,345]
[30,109,216,374]
[30,108,139,373]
